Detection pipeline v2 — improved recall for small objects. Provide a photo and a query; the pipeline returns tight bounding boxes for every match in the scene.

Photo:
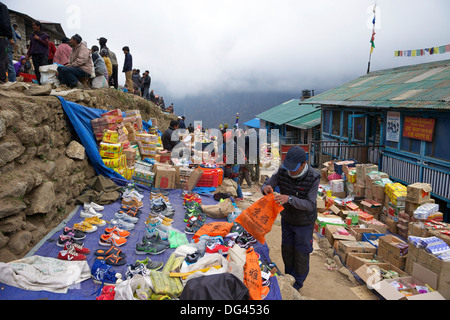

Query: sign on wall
[402,117,435,142]
[386,112,400,142]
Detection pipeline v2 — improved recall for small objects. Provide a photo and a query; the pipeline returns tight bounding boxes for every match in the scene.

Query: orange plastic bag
[244,247,262,300]
[192,221,233,243]
[234,193,284,244]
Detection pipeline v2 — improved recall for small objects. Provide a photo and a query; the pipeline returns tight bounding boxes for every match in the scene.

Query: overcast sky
[4,0,450,100]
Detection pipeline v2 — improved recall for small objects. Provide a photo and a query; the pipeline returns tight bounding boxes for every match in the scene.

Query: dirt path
[237,183,378,300]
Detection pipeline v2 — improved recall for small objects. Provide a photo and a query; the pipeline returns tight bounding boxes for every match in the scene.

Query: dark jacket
[28,31,49,56]
[142,74,151,88]
[261,165,320,226]
[122,52,132,72]
[0,3,12,39]
[162,126,180,151]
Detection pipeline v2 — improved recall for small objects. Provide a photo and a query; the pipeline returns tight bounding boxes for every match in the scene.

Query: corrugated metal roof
[302,59,450,110]
[287,110,321,129]
[257,100,319,125]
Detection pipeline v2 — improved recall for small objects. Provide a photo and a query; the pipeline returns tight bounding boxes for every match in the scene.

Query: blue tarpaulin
[57,96,152,182]
[242,118,260,129]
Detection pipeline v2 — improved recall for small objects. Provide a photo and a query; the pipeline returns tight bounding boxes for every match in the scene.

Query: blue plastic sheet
[56,96,151,181]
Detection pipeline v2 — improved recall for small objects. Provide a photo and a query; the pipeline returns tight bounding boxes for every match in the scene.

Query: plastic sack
[244,247,262,300]
[168,228,189,248]
[150,270,184,298]
[114,274,152,300]
[234,193,283,244]
[201,198,235,219]
[39,64,60,86]
[92,75,109,89]
[192,221,233,243]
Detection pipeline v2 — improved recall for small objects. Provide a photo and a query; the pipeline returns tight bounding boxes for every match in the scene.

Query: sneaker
[73,221,97,233]
[105,226,130,238]
[64,242,90,255]
[206,244,229,255]
[84,202,104,212]
[184,214,206,235]
[96,285,116,300]
[122,197,143,209]
[110,218,135,231]
[123,189,144,201]
[58,246,87,261]
[80,207,102,219]
[84,216,107,226]
[115,211,139,224]
[62,227,86,241]
[135,257,164,271]
[99,233,127,247]
[145,228,170,248]
[125,262,150,279]
[57,235,84,248]
[91,260,120,286]
[135,237,166,255]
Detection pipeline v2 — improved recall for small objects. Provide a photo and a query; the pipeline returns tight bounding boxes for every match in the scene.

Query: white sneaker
[80,207,102,218]
[84,202,104,211]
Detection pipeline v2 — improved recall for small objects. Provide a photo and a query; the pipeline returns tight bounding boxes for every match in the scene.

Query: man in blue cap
[261,146,320,290]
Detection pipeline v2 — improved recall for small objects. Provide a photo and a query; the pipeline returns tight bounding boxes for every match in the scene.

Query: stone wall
[0,84,176,262]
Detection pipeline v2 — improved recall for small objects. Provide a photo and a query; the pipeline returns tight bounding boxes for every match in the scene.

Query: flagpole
[367,4,377,74]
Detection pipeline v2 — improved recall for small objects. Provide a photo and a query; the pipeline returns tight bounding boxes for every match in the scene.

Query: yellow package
[103,157,121,168]
[100,150,120,159]
[100,142,123,154]
[102,130,119,144]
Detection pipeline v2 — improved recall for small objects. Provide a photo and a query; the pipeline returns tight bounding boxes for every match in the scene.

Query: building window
[400,136,421,154]
[323,110,331,134]
[353,116,366,142]
[425,117,450,162]
[332,110,341,136]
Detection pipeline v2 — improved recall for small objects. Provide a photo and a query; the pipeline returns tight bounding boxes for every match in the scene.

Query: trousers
[281,219,314,290]
[58,66,90,87]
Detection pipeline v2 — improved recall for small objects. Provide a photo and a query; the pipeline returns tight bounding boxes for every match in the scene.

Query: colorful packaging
[102,130,119,144]
[100,142,123,154]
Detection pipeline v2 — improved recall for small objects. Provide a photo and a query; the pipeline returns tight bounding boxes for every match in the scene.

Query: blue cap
[282,146,307,171]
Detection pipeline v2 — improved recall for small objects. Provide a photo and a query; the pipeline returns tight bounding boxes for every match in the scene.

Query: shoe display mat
[0,189,281,300]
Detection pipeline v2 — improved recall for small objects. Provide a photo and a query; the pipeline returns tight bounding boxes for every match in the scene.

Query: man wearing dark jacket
[261,146,320,290]
[0,2,14,84]
[27,20,49,85]
[162,120,181,152]
[142,70,151,100]
[122,46,133,93]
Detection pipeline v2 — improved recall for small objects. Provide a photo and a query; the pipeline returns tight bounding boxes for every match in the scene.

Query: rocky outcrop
[0,83,176,262]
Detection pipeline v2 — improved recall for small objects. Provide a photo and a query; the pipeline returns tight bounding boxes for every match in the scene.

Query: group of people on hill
[0,2,168,107]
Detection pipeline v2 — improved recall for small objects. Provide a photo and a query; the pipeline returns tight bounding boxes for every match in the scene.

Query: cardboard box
[346,252,384,272]
[378,235,408,269]
[348,227,381,241]
[364,219,388,234]
[361,199,382,218]
[325,225,356,247]
[354,184,365,198]
[186,168,204,191]
[405,199,435,215]
[406,244,450,299]
[354,263,441,300]
[317,196,326,212]
[407,183,432,204]
[334,240,377,263]
[154,167,176,189]
[356,164,378,185]
[315,214,345,236]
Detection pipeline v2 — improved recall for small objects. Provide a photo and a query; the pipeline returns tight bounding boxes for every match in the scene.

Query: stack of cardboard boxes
[316,160,449,299]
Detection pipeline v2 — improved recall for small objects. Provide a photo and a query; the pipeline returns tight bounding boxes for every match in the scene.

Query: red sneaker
[64,242,90,255]
[58,247,87,261]
[206,244,229,255]
[96,285,116,300]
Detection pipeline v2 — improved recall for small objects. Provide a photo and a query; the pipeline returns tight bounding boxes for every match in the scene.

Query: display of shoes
[64,242,90,255]
[122,197,143,209]
[58,245,87,261]
[99,232,127,247]
[84,216,107,227]
[83,202,105,212]
[80,207,102,219]
[91,259,121,286]
[61,227,86,241]
[57,235,84,248]
[115,211,139,224]
[135,235,167,255]
[125,262,151,279]
[135,257,164,271]
[105,226,130,238]
[110,217,135,231]
[73,221,98,233]
[205,243,230,255]
[145,228,170,249]
[184,213,207,235]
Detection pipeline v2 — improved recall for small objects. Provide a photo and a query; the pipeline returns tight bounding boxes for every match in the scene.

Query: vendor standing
[261,146,320,290]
